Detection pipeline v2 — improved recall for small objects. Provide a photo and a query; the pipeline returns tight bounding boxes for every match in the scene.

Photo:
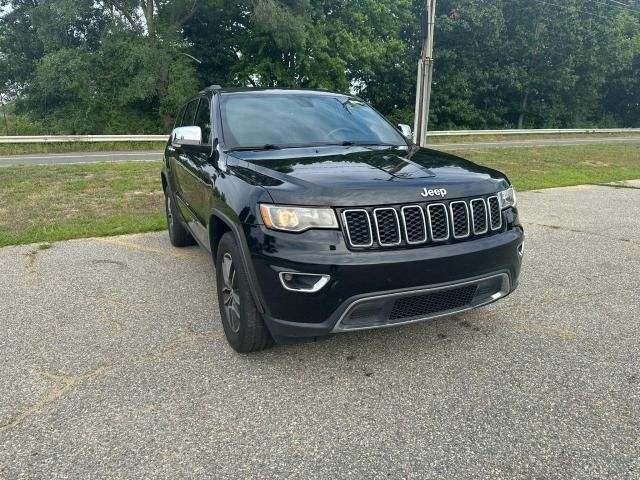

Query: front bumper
[245,223,524,339]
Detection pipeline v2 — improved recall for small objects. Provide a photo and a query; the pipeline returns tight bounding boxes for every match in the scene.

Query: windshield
[219,92,407,149]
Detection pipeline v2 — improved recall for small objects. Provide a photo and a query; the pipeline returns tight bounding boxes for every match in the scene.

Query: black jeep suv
[162,87,524,352]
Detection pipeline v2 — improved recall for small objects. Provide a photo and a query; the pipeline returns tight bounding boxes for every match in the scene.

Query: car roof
[199,86,352,97]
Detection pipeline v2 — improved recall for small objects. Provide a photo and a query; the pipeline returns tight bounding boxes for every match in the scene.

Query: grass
[447,144,640,191]
[0,143,638,247]
[0,141,165,156]
[0,161,165,247]
[428,131,640,144]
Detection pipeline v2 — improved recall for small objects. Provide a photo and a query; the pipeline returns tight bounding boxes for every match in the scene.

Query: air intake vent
[389,285,478,321]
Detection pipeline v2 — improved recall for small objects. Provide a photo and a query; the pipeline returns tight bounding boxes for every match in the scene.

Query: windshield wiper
[229,144,281,152]
[333,141,404,149]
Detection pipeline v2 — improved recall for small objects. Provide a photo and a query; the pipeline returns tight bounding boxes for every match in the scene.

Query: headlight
[259,204,338,232]
[498,187,517,209]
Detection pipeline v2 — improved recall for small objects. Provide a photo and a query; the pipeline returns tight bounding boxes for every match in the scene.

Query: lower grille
[389,285,478,321]
[335,273,510,331]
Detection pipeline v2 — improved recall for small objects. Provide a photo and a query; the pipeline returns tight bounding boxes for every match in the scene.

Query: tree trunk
[158,63,172,129]
[0,94,9,135]
[143,0,155,38]
[517,89,529,129]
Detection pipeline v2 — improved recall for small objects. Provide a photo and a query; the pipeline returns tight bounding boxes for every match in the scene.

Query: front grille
[389,285,478,321]
[340,195,504,249]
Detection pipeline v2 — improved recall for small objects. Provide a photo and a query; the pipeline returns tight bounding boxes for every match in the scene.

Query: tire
[164,185,196,247]
[215,232,274,353]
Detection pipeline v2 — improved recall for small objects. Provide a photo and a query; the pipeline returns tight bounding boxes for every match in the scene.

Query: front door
[173,97,214,245]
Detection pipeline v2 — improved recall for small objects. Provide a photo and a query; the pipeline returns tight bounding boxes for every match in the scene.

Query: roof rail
[200,85,223,94]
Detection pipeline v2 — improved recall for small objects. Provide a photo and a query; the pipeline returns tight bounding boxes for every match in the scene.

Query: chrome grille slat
[470,198,488,235]
[426,203,450,242]
[449,201,470,239]
[487,196,502,231]
[373,208,401,246]
[401,205,428,245]
[342,209,373,247]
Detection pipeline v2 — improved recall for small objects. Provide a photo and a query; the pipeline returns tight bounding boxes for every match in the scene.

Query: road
[429,135,640,150]
[0,151,162,166]
[1,184,638,479]
[1,136,639,166]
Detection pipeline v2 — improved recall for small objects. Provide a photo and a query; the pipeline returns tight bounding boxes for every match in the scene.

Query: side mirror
[172,126,202,146]
[397,124,413,141]
[171,126,212,154]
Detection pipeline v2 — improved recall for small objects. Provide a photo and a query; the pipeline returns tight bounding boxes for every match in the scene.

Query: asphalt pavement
[0,151,163,167]
[1,136,639,166]
[1,184,639,479]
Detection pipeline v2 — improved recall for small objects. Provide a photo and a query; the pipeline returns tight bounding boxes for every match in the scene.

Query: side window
[173,105,186,130]
[181,99,198,127]
[194,98,212,145]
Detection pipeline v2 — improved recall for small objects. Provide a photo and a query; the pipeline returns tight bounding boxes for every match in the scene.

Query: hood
[227,146,510,206]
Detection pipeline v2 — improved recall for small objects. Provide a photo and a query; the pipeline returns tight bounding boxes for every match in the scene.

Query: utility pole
[413,0,437,147]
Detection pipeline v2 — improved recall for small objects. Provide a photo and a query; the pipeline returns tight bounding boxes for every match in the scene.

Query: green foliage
[1,0,639,133]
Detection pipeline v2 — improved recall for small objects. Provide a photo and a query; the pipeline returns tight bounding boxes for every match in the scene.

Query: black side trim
[208,209,268,315]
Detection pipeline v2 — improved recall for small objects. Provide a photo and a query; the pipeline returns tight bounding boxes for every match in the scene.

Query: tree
[1,0,638,133]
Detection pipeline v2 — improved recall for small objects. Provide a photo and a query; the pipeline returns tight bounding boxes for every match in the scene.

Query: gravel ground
[0,184,638,479]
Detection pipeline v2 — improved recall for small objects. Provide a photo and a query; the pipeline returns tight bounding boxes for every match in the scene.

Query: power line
[606,0,640,11]
[532,0,615,19]
[587,0,640,13]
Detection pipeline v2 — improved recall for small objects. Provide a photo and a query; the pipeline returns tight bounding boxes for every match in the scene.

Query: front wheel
[215,232,273,353]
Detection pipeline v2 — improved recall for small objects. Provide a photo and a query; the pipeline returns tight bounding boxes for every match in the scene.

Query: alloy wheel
[221,252,241,333]
[166,195,174,231]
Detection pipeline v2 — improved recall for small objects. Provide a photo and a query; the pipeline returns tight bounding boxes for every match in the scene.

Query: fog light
[279,272,330,293]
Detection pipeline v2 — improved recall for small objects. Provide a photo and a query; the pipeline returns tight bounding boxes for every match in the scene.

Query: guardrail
[0,135,168,144]
[428,128,640,137]
[0,129,639,143]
